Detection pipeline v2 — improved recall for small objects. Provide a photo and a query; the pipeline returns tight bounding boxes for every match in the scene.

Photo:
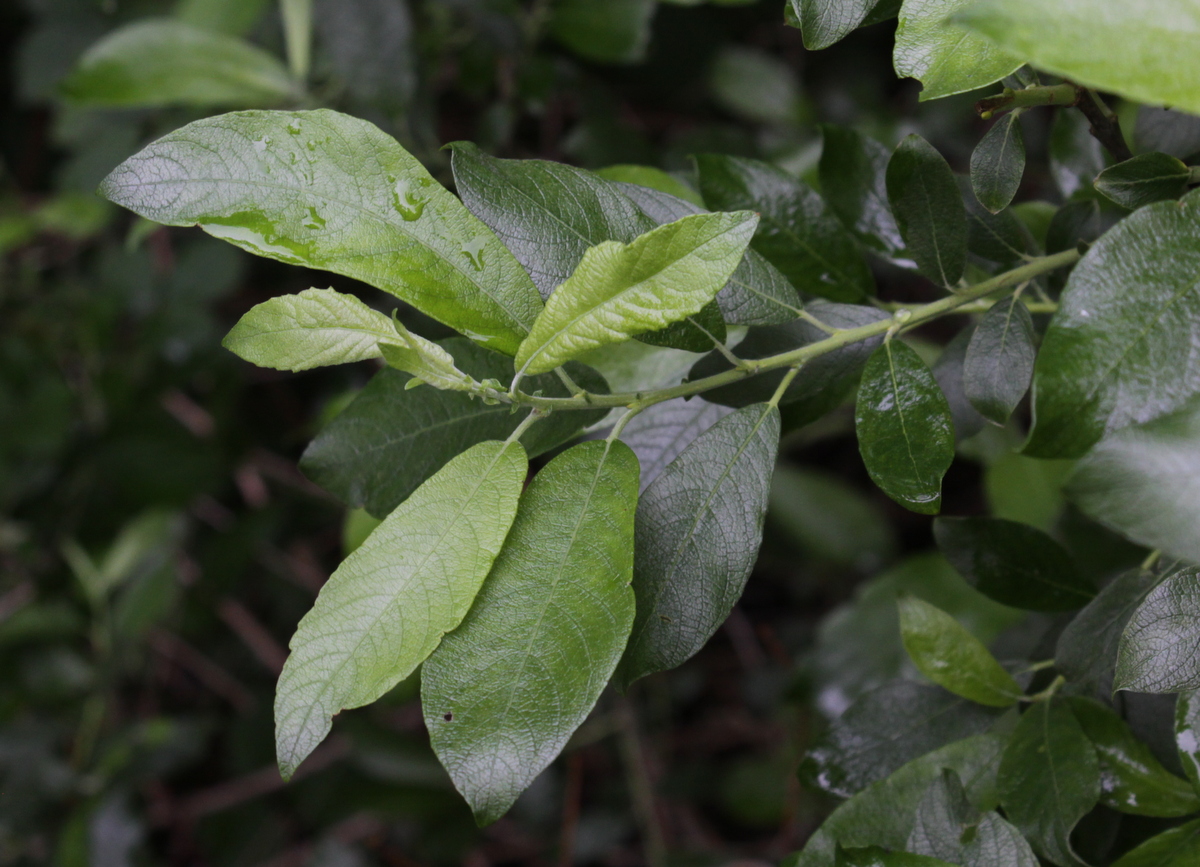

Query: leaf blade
[970,112,1026,214]
[894,0,1022,101]
[963,295,1036,425]
[886,134,967,287]
[1115,566,1200,693]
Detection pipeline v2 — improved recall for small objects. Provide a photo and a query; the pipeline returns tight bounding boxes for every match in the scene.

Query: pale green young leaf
[898,597,1022,707]
[893,0,1021,101]
[971,112,1026,214]
[60,20,298,108]
[422,441,638,825]
[1111,820,1200,867]
[222,287,394,371]
[515,212,757,375]
[886,135,967,287]
[1095,152,1193,211]
[377,318,476,392]
[963,295,1036,425]
[956,0,1200,116]
[1115,566,1200,694]
[616,403,780,688]
[275,439,527,779]
[99,110,542,355]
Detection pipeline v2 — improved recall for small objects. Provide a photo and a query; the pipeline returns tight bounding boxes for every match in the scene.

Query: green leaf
[548,0,656,64]
[275,439,527,779]
[514,212,757,375]
[99,110,542,356]
[221,287,393,371]
[422,441,638,825]
[1026,189,1200,458]
[855,340,955,515]
[962,295,1036,425]
[790,0,892,50]
[1068,696,1200,818]
[616,403,780,688]
[835,847,954,867]
[898,597,1022,707]
[933,517,1093,612]
[593,165,704,206]
[60,20,298,108]
[377,319,477,392]
[971,112,1026,214]
[1095,152,1193,211]
[1049,109,1106,200]
[695,154,875,302]
[789,732,1009,867]
[908,770,1038,867]
[1178,690,1200,796]
[770,466,896,569]
[301,339,608,518]
[932,325,986,442]
[800,680,1003,798]
[617,397,733,492]
[893,0,1022,101]
[956,0,1200,117]
[1111,819,1200,867]
[1067,399,1200,562]
[313,0,415,110]
[175,0,272,36]
[710,46,802,126]
[819,125,907,261]
[886,135,967,287]
[1136,107,1200,161]
[1115,566,1200,694]
[998,700,1100,867]
[635,299,727,353]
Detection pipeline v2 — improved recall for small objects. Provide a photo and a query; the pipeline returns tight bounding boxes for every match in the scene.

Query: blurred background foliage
[0,0,1151,865]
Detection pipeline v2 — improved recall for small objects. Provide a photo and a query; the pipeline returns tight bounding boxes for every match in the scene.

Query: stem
[976,83,1078,119]
[1141,549,1163,571]
[504,409,544,444]
[878,298,1058,315]
[555,367,584,396]
[1075,89,1134,162]
[1189,166,1200,185]
[769,366,802,408]
[1023,674,1066,704]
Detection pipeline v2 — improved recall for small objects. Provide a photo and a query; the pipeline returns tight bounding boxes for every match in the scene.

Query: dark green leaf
[1111,819,1200,867]
[635,299,727,353]
[931,326,987,442]
[789,0,885,50]
[616,403,780,688]
[1178,690,1200,796]
[617,397,732,492]
[1095,152,1192,210]
[1136,107,1200,160]
[100,110,542,356]
[422,441,638,825]
[971,113,1026,214]
[908,770,1038,867]
[933,517,1093,612]
[963,296,1036,425]
[1049,109,1106,200]
[1026,189,1200,458]
[1068,696,1200,817]
[964,183,1037,268]
[998,699,1100,867]
[695,153,874,302]
[800,680,1003,798]
[893,0,1021,101]
[886,135,967,286]
[593,164,704,206]
[548,0,656,64]
[301,340,608,517]
[855,340,955,514]
[770,466,896,569]
[835,847,954,867]
[315,0,415,109]
[819,125,906,260]
[1116,566,1200,693]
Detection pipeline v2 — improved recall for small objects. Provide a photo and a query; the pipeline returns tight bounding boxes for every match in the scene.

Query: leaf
[175,0,271,36]
[971,112,1026,214]
[60,20,298,108]
[997,700,1101,867]
[1111,819,1200,867]
[956,0,1200,117]
[221,287,393,371]
[617,397,733,492]
[800,680,1004,799]
[593,165,704,206]
[514,212,757,375]
[931,326,987,442]
[548,0,656,64]
[274,439,527,778]
[933,517,1094,612]
[1068,696,1200,818]
[377,319,477,392]
[964,185,1037,268]
[422,441,638,825]
[898,597,1022,707]
[1136,107,1200,161]
[1095,152,1193,211]
[301,339,608,517]
[885,135,967,287]
[790,0,891,50]
[635,299,727,353]
[962,295,1036,425]
[1049,109,1107,200]
[1115,566,1200,694]
[819,125,907,261]
[1178,690,1200,796]
[893,0,1022,101]
[99,110,542,355]
[835,847,955,867]
[770,466,896,569]
[908,770,1039,867]
[855,340,955,515]
[314,0,415,109]
[1026,189,1200,458]
[616,403,780,688]
[695,153,875,302]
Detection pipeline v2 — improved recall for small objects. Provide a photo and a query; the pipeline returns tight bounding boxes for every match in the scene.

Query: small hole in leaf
[443,712,453,721]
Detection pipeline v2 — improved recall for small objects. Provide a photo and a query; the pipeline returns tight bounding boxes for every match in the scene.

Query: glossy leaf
[787,0,900,50]
[997,700,1100,867]
[819,125,906,259]
[886,135,967,287]
[835,847,954,867]
[1116,566,1200,694]
[893,0,1021,101]
[1095,153,1193,210]
[933,517,1093,612]
[971,113,1026,214]
[1111,820,1200,867]
[100,110,542,355]
[855,340,955,515]
[962,295,1036,425]
[617,397,733,492]
[1026,190,1200,458]
[956,0,1200,116]
[422,441,638,825]
[1068,696,1200,818]
[548,0,656,64]
[635,299,727,353]
[695,153,874,302]
[514,212,757,375]
[60,20,298,108]
[898,597,1022,707]
[593,165,703,206]
[908,770,1038,867]
[275,439,527,778]
[301,340,608,517]
[1177,690,1200,796]
[616,403,780,688]
[931,326,987,442]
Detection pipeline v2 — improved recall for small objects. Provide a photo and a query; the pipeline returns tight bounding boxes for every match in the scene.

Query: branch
[1075,89,1134,162]
[976,83,1079,119]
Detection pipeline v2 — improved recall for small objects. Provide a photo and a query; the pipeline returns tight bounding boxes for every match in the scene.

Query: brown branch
[1076,88,1134,162]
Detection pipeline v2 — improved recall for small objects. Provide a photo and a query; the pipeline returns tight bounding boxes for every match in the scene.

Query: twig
[976,83,1079,118]
[615,695,668,867]
[1075,88,1133,162]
